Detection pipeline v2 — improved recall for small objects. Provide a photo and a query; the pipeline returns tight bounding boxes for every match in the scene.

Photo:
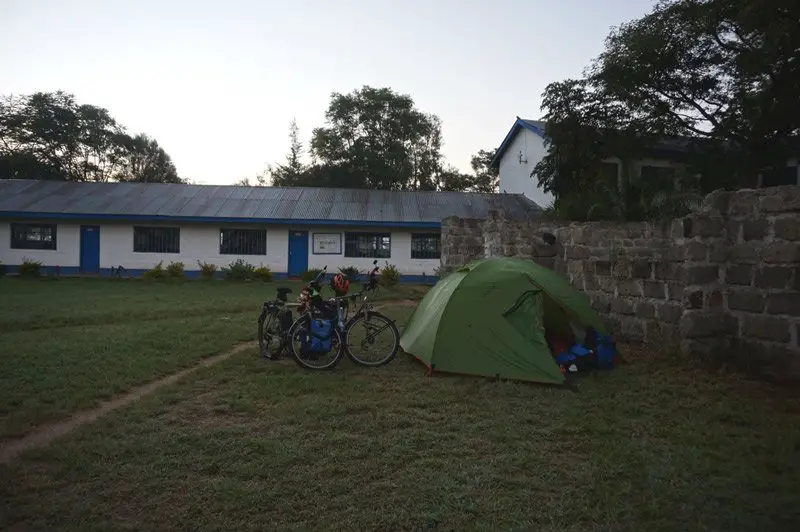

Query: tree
[117,134,182,183]
[469,148,499,193]
[269,118,308,186]
[308,86,445,190]
[533,0,800,220]
[0,91,183,183]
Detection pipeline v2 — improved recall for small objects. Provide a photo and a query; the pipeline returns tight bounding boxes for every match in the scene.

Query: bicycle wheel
[258,312,284,359]
[344,311,400,367]
[288,316,344,370]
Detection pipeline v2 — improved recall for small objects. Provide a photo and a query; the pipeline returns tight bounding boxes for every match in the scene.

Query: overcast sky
[0,0,657,185]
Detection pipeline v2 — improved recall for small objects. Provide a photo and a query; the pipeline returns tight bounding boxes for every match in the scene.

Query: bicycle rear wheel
[344,311,399,367]
[258,313,284,359]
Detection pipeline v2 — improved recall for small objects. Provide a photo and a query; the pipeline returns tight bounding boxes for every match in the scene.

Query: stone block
[646,321,680,344]
[643,281,667,299]
[684,290,704,309]
[619,317,646,340]
[684,265,720,285]
[631,260,652,279]
[727,243,760,264]
[729,190,761,216]
[742,315,791,343]
[773,215,800,241]
[760,186,800,213]
[685,241,708,261]
[727,288,766,313]
[709,242,727,262]
[680,311,728,338]
[567,261,587,276]
[611,298,636,315]
[656,302,684,323]
[612,261,632,279]
[762,242,800,264]
[766,293,800,317]
[726,220,742,243]
[707,289,724,309]
[591,294,611,313]
[583,273,599,291]
[655,262,683,281]
[663,245,685,262]
[637,301,656,319]
[701,189,732,213]
[687,215,725,238]
[594,260,612,276]
[754,266,794,289]
[743,219,769,240]
[726,265,753,286]
[533,244,557,258]
[597,276,615,293]
[617,280,643,297]
[667,282,684,301]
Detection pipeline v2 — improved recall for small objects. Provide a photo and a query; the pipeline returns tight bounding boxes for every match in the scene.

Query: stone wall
[441,185,800,379]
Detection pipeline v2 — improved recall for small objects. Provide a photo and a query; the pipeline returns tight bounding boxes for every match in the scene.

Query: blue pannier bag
[308,318,334,353]
[595,333,618,370]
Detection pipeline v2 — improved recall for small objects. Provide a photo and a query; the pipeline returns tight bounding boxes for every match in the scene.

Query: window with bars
[344,232,391,258]
[411,233,441,259]
[10,223,57,250]
[133,226,180,253]
[219,228,267,255]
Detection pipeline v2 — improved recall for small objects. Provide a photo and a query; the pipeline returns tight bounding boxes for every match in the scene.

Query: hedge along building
[0,179,542,281]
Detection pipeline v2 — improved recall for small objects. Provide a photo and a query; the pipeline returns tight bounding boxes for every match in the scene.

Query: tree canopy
[259,86,498,193]
[534,0,800,221]
[0,91,183,183]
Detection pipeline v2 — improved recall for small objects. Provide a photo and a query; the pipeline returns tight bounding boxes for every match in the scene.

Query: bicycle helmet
[330,272,350,295]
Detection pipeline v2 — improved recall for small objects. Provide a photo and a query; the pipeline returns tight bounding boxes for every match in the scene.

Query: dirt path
[0,342,255,465]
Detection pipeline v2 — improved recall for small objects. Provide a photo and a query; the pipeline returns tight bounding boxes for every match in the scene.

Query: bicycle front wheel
[344,311,400,367]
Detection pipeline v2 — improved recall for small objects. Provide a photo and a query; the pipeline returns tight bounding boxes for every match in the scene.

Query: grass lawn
[0,277,428,441]
[2,279,800,530]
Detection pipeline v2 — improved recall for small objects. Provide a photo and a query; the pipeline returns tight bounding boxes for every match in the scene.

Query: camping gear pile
[399,257,619,386]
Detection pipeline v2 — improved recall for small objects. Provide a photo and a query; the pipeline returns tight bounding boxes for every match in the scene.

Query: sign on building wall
[312,232,342,254]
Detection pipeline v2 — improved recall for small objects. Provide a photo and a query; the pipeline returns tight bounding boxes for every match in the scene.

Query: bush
[223,258,255,281]
[340,266,360,279]
[380,262,400,287]
[19,258,42,277]
[301,268,323,282]
[253,266,273,282]
[0,262,6,277]
[197,261,217,280]
[143,261,166,280]
[166,261,185,278]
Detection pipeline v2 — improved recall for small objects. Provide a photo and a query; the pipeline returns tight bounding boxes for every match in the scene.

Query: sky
[0,0,658,185]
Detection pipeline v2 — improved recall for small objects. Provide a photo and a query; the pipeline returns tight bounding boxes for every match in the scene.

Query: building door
[80,225,101,274]
[287,230,309,277]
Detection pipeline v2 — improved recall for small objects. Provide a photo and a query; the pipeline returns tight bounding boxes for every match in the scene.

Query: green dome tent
[399,257,610,385]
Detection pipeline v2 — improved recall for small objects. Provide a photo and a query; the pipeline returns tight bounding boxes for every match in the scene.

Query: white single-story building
[0,179,542,282]
[490,117,800,206]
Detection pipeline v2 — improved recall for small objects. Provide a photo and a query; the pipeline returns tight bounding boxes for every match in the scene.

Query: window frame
[219,228,267,255]
[10,223,57,250]
[344,232,391,259]
[410,233,441,260]
[132,226,181,254]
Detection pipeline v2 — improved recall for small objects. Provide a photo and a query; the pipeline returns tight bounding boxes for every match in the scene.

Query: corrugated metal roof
[0,179,542,224]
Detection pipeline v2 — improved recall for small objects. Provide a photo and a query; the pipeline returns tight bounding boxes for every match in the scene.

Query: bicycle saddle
[277,287,293,296]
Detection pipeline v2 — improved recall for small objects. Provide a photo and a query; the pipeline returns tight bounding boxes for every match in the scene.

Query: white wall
[498,128,554,208]
[0,221,442,276]
[0,221,80,267]
[99,222,288,272]
[306,227,440,277]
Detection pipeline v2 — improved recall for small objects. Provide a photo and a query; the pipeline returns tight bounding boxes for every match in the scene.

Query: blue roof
[489,117,547,168]
[0,179,543,228]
